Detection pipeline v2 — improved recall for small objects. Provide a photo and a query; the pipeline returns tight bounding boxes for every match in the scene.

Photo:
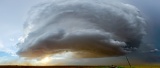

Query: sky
[0,0,160,65]
[0,0,45,55]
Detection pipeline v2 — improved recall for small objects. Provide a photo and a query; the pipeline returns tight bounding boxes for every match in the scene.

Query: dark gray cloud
[17,0,146,58]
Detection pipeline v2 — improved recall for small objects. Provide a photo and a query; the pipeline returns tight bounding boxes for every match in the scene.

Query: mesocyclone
[17,0,146,58]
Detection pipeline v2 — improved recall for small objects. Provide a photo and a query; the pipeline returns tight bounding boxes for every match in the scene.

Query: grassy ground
[0,66,160,68]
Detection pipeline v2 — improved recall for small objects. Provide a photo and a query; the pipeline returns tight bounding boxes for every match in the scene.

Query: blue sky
[0,0,44,60]
[0,0,160,65]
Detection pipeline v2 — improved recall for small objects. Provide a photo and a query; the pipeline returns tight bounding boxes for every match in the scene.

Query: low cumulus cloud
[17,0,146,58]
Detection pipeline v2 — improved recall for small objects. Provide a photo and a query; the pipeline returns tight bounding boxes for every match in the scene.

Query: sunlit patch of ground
[0,65,160,68]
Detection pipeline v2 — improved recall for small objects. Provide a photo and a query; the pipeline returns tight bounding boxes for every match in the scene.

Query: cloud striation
[17,0,146,58]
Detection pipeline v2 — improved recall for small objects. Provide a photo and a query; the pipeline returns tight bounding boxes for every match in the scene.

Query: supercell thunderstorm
[17,0,146,58]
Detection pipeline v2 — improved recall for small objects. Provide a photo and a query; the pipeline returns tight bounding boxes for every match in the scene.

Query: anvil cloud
[17,0,146,58]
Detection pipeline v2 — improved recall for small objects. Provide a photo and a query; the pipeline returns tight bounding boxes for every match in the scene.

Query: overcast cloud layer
[17,0,146,58]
